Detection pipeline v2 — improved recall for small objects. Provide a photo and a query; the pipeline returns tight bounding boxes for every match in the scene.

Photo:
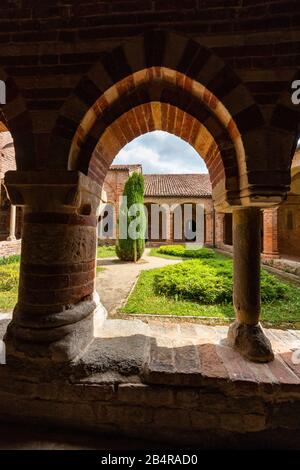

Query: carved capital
[4,170,102,215]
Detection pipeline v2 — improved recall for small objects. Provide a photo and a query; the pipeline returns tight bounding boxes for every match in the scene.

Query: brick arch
[49,31,263,178]
[88,103,228,209]
[0,69,35,170]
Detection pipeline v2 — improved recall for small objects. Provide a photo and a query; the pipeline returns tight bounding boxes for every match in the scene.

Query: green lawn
[123,248,300,326]
[0,257,19,312]
[122,267,300,325]
[97,245,116,258]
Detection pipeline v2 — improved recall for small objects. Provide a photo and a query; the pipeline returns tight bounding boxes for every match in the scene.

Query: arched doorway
[3,32,283,366]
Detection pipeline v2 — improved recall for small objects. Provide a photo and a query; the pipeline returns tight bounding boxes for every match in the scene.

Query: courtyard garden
[122,245,300,326]
[1,245,300,327]
[97,245,116,258]
[0,255,20,311]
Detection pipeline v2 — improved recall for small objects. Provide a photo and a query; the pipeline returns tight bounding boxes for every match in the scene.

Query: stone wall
[0,239,21,257]
[278,204,300,258]
[0,132,15,180]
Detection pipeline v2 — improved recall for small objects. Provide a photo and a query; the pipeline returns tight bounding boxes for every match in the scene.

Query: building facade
[0,126,21,256]
[100,159,300,260]
[100,164,214,246]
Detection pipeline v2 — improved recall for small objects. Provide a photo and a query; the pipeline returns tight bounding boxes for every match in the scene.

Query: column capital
[4,170,102,215]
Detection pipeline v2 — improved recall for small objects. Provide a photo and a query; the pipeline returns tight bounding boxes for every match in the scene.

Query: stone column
[3,170,106,366]
[227,207,274,363]
[262,207,280,258]
[7,204,16,241]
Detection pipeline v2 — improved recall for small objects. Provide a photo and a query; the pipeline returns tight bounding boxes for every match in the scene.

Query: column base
[262,252,280,260]
[6,236,16,241]
[227,321,274,363]
[4,293,107,367]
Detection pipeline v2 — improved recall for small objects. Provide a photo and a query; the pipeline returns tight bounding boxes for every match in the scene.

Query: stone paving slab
[1,316,300,390]
[143,320,300,388]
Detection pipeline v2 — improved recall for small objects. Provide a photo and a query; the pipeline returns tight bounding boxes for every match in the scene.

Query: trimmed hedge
[157,245,216,259]
[154,259,289,304]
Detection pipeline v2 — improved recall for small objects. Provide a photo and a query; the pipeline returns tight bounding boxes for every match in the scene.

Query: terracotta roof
[144,173,212,198]
[110,164,142,171]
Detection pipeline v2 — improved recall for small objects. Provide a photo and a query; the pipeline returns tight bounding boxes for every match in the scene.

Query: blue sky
[112,131,208,174]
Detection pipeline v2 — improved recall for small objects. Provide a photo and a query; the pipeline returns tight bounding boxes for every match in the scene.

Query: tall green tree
[116,172,145,262]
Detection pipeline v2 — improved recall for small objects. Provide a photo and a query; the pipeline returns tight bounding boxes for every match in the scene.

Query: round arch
[48,31,264,207]
[89,103,228,208]
[0,68,35,170]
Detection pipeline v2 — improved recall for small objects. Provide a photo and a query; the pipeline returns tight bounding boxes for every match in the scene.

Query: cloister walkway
[96,248,180,315]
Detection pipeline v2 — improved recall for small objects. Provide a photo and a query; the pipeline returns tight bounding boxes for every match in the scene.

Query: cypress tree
[116,172,145,262]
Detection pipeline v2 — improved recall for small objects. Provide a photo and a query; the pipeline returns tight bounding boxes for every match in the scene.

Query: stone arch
[88,103,229,209]
[49,32,263,198]
[0,69,35,170]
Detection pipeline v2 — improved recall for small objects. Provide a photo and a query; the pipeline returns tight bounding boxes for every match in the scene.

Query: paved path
[96,248,180,315]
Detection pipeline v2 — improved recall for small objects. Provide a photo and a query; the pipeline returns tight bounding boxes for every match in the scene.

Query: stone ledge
[0,318,300,445]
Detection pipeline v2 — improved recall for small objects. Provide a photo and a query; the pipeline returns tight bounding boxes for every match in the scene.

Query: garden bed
[122,246,300,326]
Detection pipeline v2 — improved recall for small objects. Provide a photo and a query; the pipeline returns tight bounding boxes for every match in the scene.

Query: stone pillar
[7,204,16,241]
[227,207,274,363]
[3,170,106,366]
[166,205,172,242]
[262,207,280,258]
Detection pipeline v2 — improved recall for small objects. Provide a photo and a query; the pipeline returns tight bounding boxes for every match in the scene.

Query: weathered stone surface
[0,320,300,446]
[227,321,274,363]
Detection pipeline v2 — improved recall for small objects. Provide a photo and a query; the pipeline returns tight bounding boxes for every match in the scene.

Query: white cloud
[112,131,208,174]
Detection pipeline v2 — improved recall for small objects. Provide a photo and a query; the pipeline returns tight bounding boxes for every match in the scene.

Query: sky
[112,131,208,174]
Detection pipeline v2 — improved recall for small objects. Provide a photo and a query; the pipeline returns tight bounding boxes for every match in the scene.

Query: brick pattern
[278,204,300,258]
[0,319,300,445]
[0,131,16,179]
[102,166,214,244]
[263,207,279,257]
[0,10,297,202]
[89,102,228,202]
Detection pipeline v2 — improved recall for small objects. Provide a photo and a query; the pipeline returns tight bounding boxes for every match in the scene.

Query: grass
[122,253,300,326]
[0,255,106,313]
[0,256,19,312]
[96,266,105,273]
[97,245,116,258]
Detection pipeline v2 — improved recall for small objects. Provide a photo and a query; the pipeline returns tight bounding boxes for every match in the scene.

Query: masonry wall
[0,239,21,257]
[0,131,21,250]
[0,132,16,180]
[278,204,300,258]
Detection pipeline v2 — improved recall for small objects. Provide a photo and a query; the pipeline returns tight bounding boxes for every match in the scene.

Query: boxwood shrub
[154,259,289,304]
[157,245,216,259]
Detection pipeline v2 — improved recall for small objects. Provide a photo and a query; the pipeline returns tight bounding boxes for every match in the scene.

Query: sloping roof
[144,173,212,198]
[109,164,142,171]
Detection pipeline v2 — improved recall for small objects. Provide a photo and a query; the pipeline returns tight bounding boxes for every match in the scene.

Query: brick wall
[215,213,229,251]
[278,204,300,258]
[101,169,214,245]
[0,131,16,180]
[0,0,297,196]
